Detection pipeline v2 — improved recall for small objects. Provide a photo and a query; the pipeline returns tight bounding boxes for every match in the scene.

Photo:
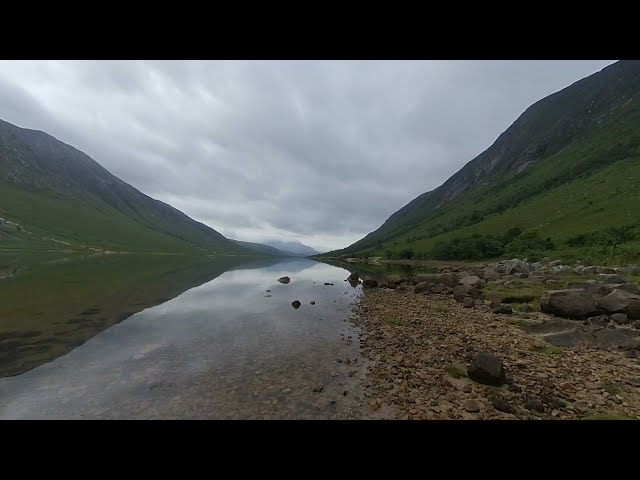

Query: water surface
[0,256,380,419]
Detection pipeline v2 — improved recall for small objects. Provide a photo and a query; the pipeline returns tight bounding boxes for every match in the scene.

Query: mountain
[230,239,287,256]
[326,60,640,264]
[264,240,320,257]
[0,119,253,255]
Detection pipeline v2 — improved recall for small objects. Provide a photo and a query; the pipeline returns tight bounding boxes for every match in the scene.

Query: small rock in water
[310,300,316,305]
[277,276,290,284]
[266,289,271,292]
[292,300,301,309]
[264,295,271,297]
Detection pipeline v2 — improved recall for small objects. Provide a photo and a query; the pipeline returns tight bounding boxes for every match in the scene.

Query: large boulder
[467,352,506,386]
[540,289,598,319]
[414,282,434,294]
[599,274,627,284]
[500,259,530,275]
[362,278,378,288]
[414,272,459,287]
[459,275,483,287]
[453,284,479,302]
[386,274,403,285]
[597,289,640,319]
[482,268,501,281]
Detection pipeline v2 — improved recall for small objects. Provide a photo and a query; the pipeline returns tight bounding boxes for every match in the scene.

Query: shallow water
[0,257,381,419]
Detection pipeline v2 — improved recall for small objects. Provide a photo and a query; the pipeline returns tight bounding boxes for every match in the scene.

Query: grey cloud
[0,60,615,252]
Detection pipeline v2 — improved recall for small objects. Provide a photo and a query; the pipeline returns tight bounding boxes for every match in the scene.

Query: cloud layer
[0,60,615,251]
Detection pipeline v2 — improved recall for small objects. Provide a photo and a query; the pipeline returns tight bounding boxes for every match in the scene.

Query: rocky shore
[348,260,640,420]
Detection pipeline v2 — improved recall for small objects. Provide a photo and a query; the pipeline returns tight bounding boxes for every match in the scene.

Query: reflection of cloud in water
[0,258,363,419]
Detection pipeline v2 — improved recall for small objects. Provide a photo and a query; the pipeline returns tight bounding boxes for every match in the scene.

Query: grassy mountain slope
[326,60,640,264]
[0,119,251,255]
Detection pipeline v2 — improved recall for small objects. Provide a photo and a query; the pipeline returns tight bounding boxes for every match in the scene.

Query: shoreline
[349,287,640,420]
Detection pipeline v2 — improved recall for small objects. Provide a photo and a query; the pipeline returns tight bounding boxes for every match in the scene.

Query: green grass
[529,345,563,355]
[584,412,637,420]
[602,384,622,396]
[507,318,534,328]
[335,93,640,265]
[444,363,468,379]
[0,183,252,254]
[384,317,404,326]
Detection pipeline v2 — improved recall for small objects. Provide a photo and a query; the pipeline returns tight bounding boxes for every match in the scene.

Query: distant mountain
[230,239,286,256]
[0,118,253,255]
[264,240,320,257]
[325,60,640,264]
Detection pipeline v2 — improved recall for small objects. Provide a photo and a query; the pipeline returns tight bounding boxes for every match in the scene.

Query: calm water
[0,257,385,419]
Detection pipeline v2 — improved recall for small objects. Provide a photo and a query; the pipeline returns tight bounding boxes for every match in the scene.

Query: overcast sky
[0,60,615,252]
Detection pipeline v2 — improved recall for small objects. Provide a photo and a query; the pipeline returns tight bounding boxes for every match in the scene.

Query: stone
[453,284,479,302]
[525,398,544,413]
[347,272,359,282]
[597,289,640,319]
[467,352,506,386]
[499,259,530,275]
[459,275,483,287]
[493,304,513,315]
[599,274,627,284]
[310,301,316,305]
[492,396,515,414]
[414,282,434,294]
[414,273,459,288]
[386,274,403,285]
[519,304,534,313]
[432,283,446,294]
[549,260,563,267]
[362,279,378,288]
[277,276,291,284]
[463,297,474,308]
[610,313,629,325]
[585,316,609,328]
[515,273,529,279]
[483,268,501,281]
[312,386,324,393]
[291,300,301,309]
[464,399,480,413]
[540,289,598,319]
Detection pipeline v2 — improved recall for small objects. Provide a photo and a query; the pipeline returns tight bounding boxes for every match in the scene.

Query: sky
[0,60,616,252]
